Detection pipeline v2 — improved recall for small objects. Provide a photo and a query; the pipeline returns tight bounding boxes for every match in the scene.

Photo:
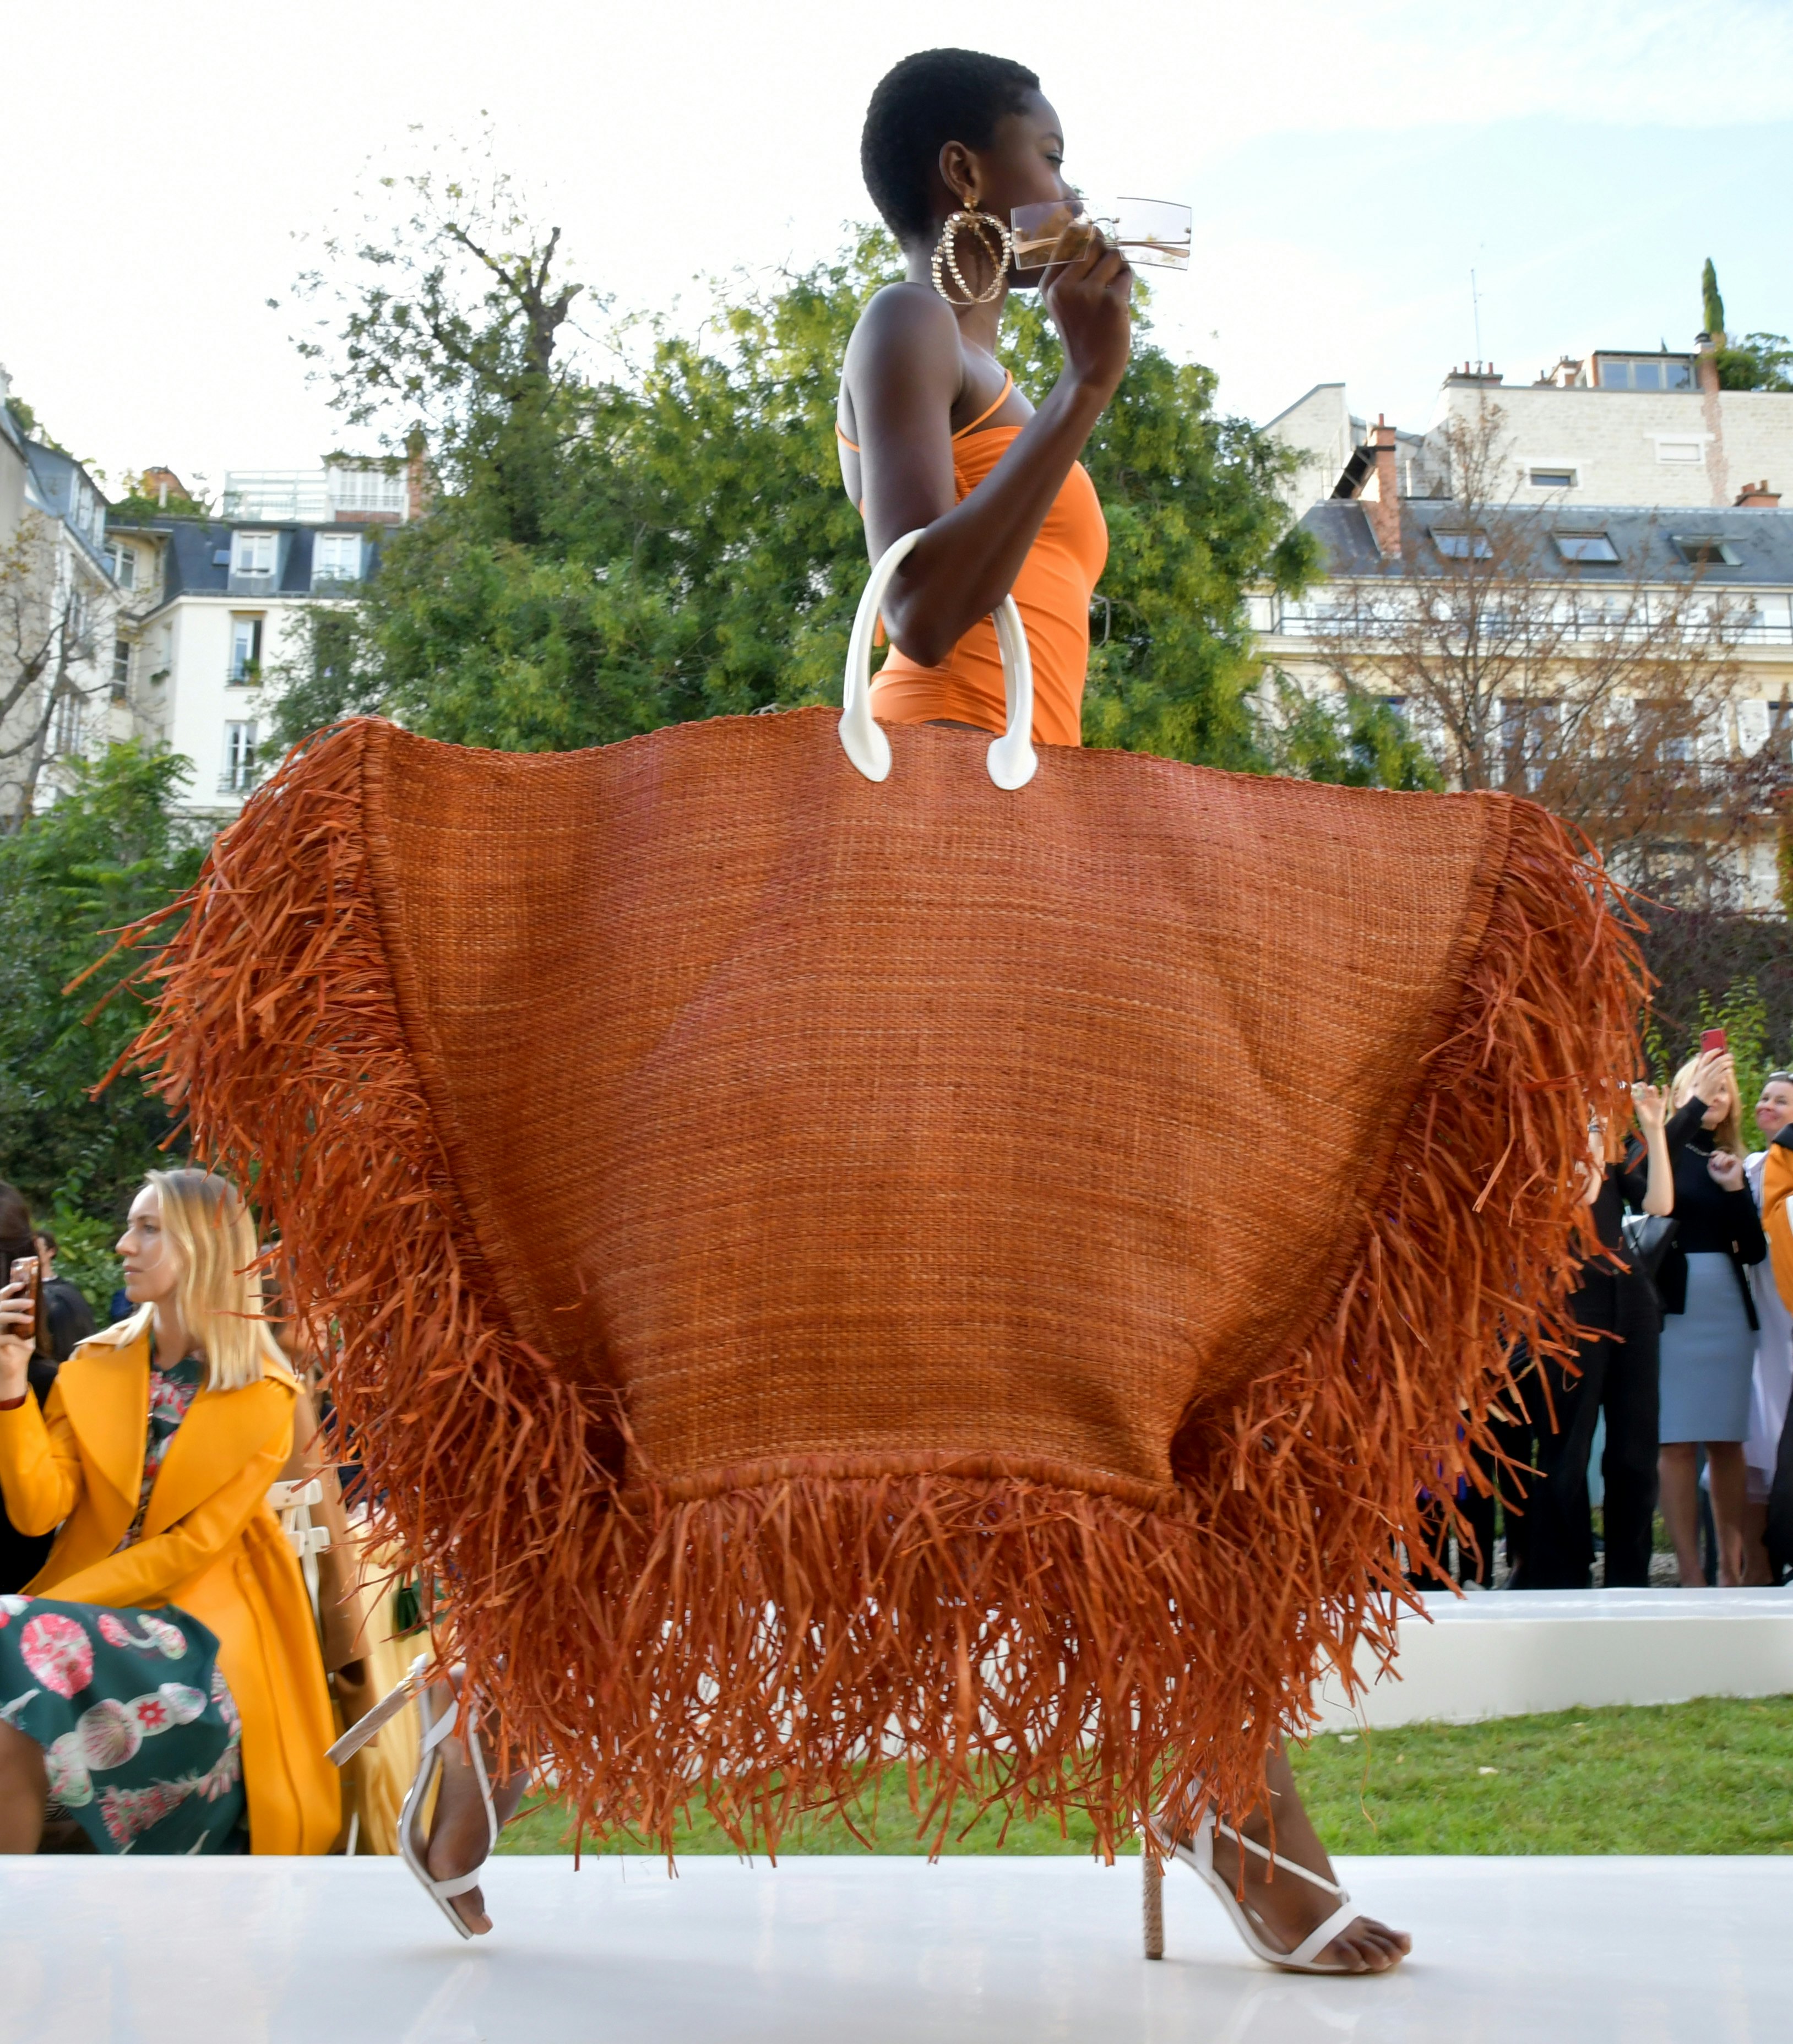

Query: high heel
[395,1655,498,1940]
[1144,1804,1363,1974]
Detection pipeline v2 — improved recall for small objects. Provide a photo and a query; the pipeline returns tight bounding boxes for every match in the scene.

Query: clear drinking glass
[1010,196,1192,273]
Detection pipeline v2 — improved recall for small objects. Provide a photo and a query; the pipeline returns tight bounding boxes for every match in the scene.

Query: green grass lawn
[495,1695,1792,1858]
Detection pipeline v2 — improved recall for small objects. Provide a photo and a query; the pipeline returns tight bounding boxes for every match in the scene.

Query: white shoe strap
[1286,1896,1360,1970]
[431,1868,486,1900]
[1215,1818,1344,1899]
[420,1706,463,1756]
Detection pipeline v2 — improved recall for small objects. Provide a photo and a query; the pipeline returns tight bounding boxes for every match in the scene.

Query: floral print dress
[0,1354,248,1853]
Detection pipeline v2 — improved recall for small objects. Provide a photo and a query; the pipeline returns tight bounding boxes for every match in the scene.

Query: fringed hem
[121,720,1643,1854]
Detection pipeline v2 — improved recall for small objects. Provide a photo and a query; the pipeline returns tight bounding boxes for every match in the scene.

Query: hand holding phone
[0,1261,37,1399]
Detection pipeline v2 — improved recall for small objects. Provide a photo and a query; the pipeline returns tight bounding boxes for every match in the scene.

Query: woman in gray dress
[1658,1050,1769,1585]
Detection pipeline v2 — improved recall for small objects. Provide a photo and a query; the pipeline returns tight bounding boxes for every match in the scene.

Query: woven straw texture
[127,708,1642,1853]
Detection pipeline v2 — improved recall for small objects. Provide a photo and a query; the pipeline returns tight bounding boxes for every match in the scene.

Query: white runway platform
[1313,1586,1793,1728]
[4,1853,1790,2043]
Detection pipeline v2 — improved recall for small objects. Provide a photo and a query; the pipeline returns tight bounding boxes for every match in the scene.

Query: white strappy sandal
[396,1654,498,1940]
[1145,1806,1364,1974]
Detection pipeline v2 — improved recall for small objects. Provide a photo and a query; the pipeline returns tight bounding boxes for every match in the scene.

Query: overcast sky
[8,0,1791,497]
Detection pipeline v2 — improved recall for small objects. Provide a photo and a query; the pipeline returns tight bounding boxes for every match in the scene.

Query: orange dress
[839,384,1109,748]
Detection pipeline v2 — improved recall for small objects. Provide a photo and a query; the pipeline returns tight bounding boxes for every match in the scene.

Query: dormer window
[312,532,362,586]
[1555,532,1620,564]
[232,531,276,580]
[1598,356,1694,392]
[1432,529,1492,561]
[1674,536,1740,567]
[105,540,137,590]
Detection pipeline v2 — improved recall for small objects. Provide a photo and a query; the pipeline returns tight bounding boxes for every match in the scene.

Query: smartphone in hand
[1700,1027,1728,1054]
[7,1253,44,1353]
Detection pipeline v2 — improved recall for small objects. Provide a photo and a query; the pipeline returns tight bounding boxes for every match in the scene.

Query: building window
[222,720,259,793]
[232,531,277,579]
[229,615,264,683]
[1599,357,1694,392]
[1432,529,1492,561]
[312,532,362,586]
[105,541,137,590]
[1674,536,1740,567]
[1501,698,1560,793]
[1529,466,1578,490]
[51,691,83,757]
[111,639,131,693]
[325,465,406,518]
[1555,532,1620,564]
[1655,439,1705,465]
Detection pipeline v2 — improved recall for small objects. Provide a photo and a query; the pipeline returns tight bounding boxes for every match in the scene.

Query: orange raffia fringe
[121,720,1643,1857]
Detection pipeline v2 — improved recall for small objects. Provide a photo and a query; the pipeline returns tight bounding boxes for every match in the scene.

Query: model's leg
[1705,1443,1751,1588]
[1657,1442,1705,1585]
[1200,1741,1411,1973]
[422,1679,533,1935]
[0,1722,47,1854]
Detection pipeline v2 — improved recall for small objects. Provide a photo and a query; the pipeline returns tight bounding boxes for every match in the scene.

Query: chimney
[1695,330,1723,395]
[1362,416,1402,559]
[405,428,431,525]
[1735,479,1780,508]
[138,466,190,509]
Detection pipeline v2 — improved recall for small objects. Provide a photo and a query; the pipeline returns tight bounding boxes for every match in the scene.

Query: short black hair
[861,48,1041,243]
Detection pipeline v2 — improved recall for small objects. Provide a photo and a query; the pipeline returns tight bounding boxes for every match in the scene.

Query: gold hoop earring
[930,203,1014,306]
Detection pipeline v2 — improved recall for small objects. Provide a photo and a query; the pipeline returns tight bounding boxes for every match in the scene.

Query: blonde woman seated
[0,1170,339,1855]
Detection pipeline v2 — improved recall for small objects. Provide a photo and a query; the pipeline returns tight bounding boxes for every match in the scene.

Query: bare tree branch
[1301,399,1786,905]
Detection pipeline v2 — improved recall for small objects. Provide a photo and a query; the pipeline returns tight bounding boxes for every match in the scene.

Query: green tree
[0,746,208,1223]
[1702,258,1726,339]
[1716,333,1793,394]
[278,154,1316,771]
[1258,672,1441,792]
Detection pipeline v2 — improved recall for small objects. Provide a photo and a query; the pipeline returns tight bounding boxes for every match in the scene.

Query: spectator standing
[1500,1085,1675,1589]
[1759,1118,1793,1576]
[1657,1051,1768,1586]
[0,1168,339,1854]
[0,1186,57,1595]
[1742,1072,1793,1581]
[31,1231,96,1363]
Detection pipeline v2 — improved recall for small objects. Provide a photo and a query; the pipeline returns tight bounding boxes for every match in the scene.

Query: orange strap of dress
[835,376,1109,747]
[834,373,1015,453]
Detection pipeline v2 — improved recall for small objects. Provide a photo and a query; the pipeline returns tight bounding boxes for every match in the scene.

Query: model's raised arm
[847,252,1130,669]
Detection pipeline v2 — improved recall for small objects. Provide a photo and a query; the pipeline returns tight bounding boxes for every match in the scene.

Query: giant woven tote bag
[131,537,1640,1851]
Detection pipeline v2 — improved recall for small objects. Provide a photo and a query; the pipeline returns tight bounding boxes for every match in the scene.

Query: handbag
[1620,1211,1678,1285]
[128,529,1644,1851]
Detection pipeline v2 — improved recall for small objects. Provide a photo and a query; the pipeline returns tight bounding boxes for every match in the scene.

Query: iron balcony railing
[1258,599,1793,645]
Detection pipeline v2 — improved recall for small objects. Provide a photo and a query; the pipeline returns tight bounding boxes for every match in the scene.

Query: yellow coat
[0,1321,340,1853]
[1766,1137,1793,1313]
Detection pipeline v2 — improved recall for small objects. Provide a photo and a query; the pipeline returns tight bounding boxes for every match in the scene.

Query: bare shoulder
[845,281,961,379]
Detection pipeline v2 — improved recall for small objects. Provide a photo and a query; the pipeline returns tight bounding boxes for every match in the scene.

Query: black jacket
[1654,1099,1768,1328]
[0,1351,60,1593]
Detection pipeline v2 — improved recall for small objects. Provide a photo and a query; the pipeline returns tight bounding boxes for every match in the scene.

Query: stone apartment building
[1258,329,1793,910]
[0,366,132,825]
[107,459,413,822]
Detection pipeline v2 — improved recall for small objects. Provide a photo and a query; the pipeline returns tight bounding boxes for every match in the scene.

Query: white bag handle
[838,529,1039,790]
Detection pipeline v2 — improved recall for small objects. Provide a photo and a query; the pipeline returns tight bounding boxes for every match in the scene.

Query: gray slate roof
[126,516,385,610]
[1299,502,1793,584]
